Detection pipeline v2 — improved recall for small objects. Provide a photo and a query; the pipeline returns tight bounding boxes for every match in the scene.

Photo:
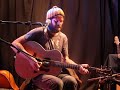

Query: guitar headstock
[114,36,120,46]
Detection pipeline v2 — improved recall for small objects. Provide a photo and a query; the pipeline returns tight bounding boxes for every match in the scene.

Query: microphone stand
[88,71,120,90]
[88,73,120,82]
[0,20,50,64]
[0,20,44,26]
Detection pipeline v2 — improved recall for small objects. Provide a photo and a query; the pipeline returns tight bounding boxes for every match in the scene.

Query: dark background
[0,0,118,89]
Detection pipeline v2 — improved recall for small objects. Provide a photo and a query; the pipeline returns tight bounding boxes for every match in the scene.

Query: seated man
[108,36,120,73]
[101,36,120,90]
[12,6,89,90]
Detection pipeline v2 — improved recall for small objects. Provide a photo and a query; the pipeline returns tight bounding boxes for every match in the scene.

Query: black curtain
[0,0,118,89]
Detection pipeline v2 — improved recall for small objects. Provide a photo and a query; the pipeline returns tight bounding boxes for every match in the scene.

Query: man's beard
[48,26,61,33]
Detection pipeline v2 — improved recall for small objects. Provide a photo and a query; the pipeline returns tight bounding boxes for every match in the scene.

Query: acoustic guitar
[14,41,109,84]
[0,70,19,90]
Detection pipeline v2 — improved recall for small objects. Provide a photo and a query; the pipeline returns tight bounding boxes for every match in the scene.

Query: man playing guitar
[12,6,89,90]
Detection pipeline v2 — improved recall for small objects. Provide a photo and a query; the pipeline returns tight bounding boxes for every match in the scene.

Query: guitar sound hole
[44,58,51,61]
[40,67,50,72]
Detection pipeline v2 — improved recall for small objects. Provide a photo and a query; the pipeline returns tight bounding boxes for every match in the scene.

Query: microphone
[45,19,51,26]
[44,19,51,33]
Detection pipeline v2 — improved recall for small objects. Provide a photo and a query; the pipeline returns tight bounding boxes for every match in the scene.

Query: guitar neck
[49,61,110,72]
[49,61,80,70]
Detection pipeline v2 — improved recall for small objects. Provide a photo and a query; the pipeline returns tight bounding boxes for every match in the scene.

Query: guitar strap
[48,39,54,50]
[43,28,55,50]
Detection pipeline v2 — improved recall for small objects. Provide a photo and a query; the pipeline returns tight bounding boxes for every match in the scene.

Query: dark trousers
[101,54,120,90]
[108,54,120,73]
[31,74,78,90]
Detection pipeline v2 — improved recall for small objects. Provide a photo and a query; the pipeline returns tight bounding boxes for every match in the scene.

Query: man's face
[49,15,64,33]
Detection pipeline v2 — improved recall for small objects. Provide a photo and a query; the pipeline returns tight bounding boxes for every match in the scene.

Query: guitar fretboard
[51,61,80,70]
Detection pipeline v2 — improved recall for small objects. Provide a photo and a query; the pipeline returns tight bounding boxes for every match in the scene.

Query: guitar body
[0,70,19,90]
[15,41,63,79]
